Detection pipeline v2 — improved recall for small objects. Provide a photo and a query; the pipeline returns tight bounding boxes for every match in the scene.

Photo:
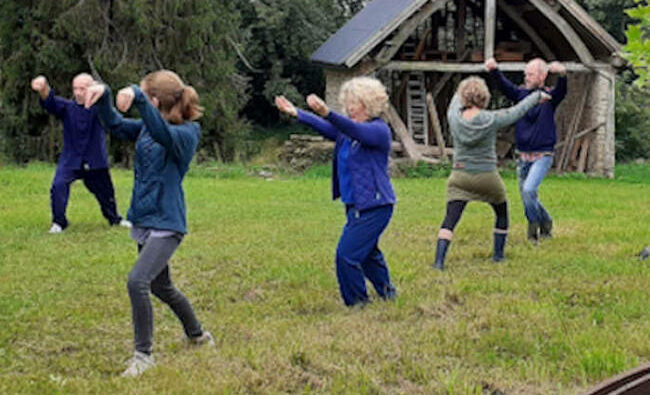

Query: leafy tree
[0,0,248,163]
[623,1,650,87]
[234,0,364,126]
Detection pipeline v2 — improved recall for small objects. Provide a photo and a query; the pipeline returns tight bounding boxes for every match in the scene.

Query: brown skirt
[446,170,507,204]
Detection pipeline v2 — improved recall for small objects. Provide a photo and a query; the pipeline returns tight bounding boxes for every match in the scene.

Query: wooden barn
[310,0,625,177]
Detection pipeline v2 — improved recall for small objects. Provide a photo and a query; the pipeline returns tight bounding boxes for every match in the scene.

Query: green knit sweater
[447,90,542,172]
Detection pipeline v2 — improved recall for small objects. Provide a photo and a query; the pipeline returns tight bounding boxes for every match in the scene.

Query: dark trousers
[50,166,121,229]
[336,204,395,306]
[441,200,509,232]
[129,237,203,354]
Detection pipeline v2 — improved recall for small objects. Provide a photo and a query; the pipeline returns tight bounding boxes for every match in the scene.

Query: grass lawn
[0,162,648,394]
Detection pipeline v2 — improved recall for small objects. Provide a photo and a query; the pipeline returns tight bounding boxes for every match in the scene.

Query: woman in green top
[433,76,549,270]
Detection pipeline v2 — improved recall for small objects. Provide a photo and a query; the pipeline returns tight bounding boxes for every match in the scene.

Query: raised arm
[491,91,545,129]
[88,84,143,141]
[32,76,66,119]
[548,76,567,108]
[125,85,198,162]
[491,70,525,102]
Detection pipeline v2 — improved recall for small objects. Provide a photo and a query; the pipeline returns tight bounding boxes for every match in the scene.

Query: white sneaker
[121,351,155,378]
[119,219,132,229]
[187,331,215,347]
[48,223,63,234]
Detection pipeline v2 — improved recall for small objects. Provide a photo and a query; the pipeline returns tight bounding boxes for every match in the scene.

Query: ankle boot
[433,239,451,271]
[493,232,507,262]
[540,220,553,238]
[527,222,539,243]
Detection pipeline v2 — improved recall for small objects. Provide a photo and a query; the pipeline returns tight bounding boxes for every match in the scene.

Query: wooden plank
[426,92,448,161]
[484,0,496,60]
[527,0,594,63]
[382,61,601,72]
[557,75,591,171]
[554,122,604,148]
[497,0,555,60]
[577,137,591,173]
[456,0,466,56]
[385,103,422,160]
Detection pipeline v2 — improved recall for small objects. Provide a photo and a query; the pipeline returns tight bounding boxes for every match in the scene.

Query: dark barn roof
[311,0,622,69]
[310,0,428,68]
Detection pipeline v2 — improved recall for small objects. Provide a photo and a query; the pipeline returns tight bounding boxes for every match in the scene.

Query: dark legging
[441,200,509,232]
[129,236,203,354]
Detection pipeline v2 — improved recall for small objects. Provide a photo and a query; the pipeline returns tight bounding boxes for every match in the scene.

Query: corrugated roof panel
[311,0,426,67]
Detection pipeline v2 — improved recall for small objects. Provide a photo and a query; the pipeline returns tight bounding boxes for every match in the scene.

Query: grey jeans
[128,235,202,354]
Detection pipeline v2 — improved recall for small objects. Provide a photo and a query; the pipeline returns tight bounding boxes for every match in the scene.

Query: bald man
[485,58,567,243]
[31,73,129,233]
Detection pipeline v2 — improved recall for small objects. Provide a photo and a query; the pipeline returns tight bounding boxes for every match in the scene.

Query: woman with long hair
[86,70,213,377]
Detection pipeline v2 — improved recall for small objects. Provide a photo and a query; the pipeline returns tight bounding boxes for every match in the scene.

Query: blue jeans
[517,155,553,224]
[336,204,396,306]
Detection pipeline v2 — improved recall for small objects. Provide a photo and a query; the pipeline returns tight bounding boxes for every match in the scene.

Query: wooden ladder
[406,72,429,145]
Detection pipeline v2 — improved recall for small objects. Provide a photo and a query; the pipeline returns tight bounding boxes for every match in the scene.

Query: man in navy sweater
[486,58,567,242]
[31,73,129,233]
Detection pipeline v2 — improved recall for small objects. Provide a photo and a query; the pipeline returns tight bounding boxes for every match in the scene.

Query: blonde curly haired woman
[275,76,397,306]
[433,76,550,270]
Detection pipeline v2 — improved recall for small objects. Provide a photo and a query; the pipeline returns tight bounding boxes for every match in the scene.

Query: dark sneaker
[527,222,539,244]
[540,221,553,239]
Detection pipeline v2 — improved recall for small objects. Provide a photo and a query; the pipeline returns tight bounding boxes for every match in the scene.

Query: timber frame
[311,0,625,177]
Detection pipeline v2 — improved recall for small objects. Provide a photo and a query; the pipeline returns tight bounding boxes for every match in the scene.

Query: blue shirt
[337,138,353,204]
[40,90,109,169]
[491,70,567,153]
[297,109,396,211]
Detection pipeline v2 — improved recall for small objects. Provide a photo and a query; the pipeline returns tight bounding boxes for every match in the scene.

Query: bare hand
[116,87,135,112]
[539,92,552,103]
[31,76,48,92]
[306,94,329,117]
[84,83,106,108]
[485,57,498,72]
[548,61,566,76]
[274,95,298,117]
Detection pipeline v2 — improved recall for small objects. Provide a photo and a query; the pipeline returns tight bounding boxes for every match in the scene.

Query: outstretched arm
[491,91,547,129]
[305,94,390,150]
[85,84,142,141]
[325,111,391,151]
[275,95,339,141]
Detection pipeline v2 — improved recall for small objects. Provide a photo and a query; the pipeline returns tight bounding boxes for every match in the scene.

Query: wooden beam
[527,0,594,63]
[555,0,622,53]
[426,92,448,161]
[456,0,466,56]
[554,122,604,148]
[484,0,496,60]
[382,61,603,72]
[375,1,447,65]
[385,104,422,160]
[576,137,591,173]
[557,75,591,171]
[497,0,555,60]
